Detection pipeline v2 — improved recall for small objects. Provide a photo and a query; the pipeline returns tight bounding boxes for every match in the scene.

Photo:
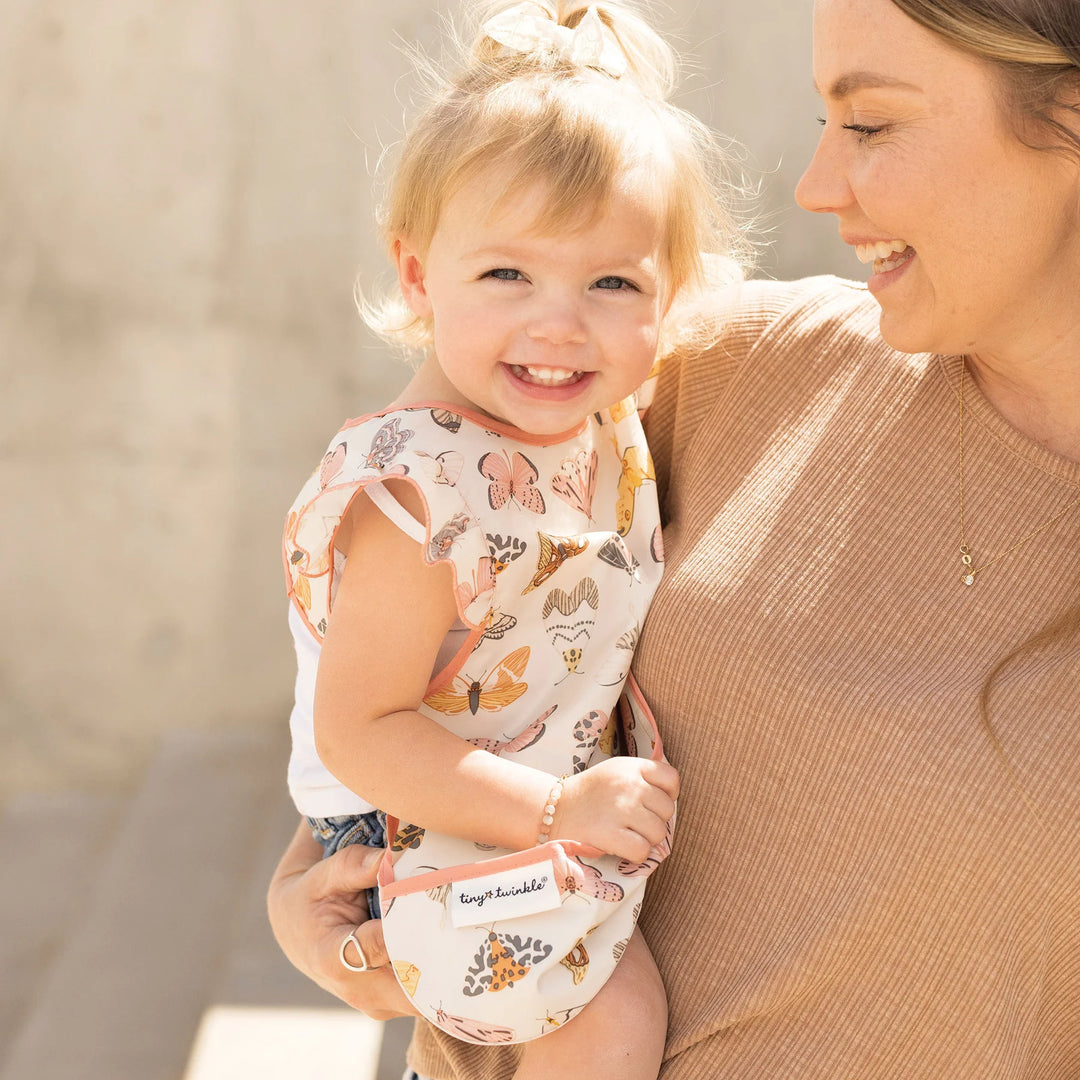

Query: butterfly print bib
[284,397,671,1043]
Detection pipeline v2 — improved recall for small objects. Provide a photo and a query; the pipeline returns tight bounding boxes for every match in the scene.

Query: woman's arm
[267,820,414,1019]
[315,482,678,863]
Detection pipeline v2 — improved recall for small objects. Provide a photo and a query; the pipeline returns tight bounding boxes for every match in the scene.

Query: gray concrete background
[0,0,850,797]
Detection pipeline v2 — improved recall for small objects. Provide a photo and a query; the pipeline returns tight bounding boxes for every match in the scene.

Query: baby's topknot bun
[468,1,676,100]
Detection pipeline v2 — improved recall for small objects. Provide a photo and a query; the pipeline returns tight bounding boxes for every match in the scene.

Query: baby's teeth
[526,366,575,384]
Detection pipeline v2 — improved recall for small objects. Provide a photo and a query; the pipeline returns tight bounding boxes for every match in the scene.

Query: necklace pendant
[960,546,975,586]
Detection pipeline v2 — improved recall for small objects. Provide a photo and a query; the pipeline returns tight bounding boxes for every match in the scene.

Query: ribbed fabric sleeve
[406,276,1080,1080]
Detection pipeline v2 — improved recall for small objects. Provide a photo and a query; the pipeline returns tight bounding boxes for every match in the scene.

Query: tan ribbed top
[407,277,1080,1080]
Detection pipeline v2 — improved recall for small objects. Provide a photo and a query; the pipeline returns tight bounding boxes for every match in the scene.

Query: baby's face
[396,169,668,436]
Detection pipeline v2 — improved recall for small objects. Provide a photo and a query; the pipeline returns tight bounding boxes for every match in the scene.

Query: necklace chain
[958,360,1080,586]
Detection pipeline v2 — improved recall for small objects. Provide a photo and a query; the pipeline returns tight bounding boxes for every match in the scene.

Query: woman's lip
[866,247,916,294]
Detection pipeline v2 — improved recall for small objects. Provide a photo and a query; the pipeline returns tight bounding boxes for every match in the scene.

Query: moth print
[393,961,421,997]
[423,646,530,716]
[415,449,463,486]
[486,532,528,573]
[597,535,640,579]
[615,444,655,536]
[463,931,554,997]
[474,610,518,647]
[550,448,597,521]
[391,822,426,852]
[457,556,497,612]
[467,705,554,755]
[427,511,472,562]
[434,1008,516,1044]
[479,450,546,514]
[430,408,462,434]
[554,854,625,904]
[540,1005,586,1034]
[651,523,664,563]
[609,396,637,424]
[522,533,589,594]
[618,815,674,877]
[318,442,347,488]
[560,940,590,986]
[542,577,599,681]
[365,417,413,470]
[571,709,613,773]
[594,625,639,688]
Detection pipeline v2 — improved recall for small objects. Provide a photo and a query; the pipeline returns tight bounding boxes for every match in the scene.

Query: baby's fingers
[640,758,680,800]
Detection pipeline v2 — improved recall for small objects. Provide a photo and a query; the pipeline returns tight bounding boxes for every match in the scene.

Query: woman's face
[796,0,1080,362]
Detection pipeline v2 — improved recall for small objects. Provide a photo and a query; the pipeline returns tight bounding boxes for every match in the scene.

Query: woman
[269,0,1080,1076]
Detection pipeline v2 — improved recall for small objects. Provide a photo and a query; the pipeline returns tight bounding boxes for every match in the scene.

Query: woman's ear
[394,237,433,318]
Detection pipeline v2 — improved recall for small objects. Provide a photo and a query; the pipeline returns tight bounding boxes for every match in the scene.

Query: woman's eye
[485,268,524,281]
[594,276,635,291]
[842,122,884,141]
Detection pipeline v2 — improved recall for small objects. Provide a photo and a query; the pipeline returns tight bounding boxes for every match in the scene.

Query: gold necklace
[958,360,1080,586]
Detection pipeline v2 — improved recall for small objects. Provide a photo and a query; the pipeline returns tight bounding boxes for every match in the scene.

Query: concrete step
[0,727,284,1080]
[182,760,412,1080]
[0,791,120,1061]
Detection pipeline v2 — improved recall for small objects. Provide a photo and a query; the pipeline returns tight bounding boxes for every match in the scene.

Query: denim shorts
[306,809,386,919]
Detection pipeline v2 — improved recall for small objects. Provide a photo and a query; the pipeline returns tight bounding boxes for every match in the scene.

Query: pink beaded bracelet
[537,777,564,844]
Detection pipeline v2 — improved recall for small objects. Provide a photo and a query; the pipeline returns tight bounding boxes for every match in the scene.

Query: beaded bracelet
[537,777,564,844]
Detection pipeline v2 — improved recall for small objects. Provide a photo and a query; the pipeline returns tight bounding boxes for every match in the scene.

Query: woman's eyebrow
[815,71,922,98]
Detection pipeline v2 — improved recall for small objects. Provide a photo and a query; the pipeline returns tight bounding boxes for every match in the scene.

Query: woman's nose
[795,128,852,216]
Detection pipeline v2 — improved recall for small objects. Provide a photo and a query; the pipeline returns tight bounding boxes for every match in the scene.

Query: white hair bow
[482,4,628,78]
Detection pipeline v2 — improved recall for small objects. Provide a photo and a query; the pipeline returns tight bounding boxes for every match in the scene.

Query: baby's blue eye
[595,276,633,291]
[486,268,523,281]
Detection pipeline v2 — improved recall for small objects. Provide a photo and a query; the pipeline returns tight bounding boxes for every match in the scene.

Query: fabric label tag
[449,858,562,928]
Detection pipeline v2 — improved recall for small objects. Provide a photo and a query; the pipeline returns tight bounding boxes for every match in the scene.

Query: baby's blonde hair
[362,0,748,353]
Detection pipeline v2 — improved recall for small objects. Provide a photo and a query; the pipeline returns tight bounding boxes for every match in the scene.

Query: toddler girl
[283,3,741,1076]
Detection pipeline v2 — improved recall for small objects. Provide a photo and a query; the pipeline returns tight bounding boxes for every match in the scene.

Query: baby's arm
[315,480,677,859]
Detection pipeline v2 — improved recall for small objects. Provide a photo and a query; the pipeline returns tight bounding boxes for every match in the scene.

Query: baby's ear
[393,237,433,318]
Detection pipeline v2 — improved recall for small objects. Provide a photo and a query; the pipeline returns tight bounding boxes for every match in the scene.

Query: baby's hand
[555,757,678,864]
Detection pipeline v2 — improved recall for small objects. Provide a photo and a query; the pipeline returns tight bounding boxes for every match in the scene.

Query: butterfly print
[434,1008,516,1044]
[318,442,347,488]
[543,577,599,678]
[365,417,413,470]
[486,532,528,573]
[430,408,462,434]
[550,448,597,521]
[541,1005,585,1033]
[479,450,546,514]
[615,444,655,536]
[559,940,590,986]
[618,817,674,877]
[416,449,463,486]
[597,535,640,578]
[423,645,530,716]
[427,511,472,562]
[466,705,554,755]
[425,883,452,907]
[650,523,664,563]
[555,855,625,904]
[522,533,589,594]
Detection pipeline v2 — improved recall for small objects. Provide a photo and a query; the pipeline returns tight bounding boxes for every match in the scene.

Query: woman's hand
[267,821,417,1020]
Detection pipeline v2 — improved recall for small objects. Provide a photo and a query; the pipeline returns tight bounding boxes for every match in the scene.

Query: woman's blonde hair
[890,0,1080,745]
[890,0,1080,157]
[361,0,749,353]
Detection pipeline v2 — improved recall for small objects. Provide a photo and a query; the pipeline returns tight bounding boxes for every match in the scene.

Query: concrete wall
[0,0,851,796]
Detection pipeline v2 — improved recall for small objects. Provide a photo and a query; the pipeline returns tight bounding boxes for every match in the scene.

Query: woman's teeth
[512,365,583,386]
[855,239,914,273]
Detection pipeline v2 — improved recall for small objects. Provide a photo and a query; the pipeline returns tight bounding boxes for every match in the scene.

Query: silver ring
[339,927,371,973]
